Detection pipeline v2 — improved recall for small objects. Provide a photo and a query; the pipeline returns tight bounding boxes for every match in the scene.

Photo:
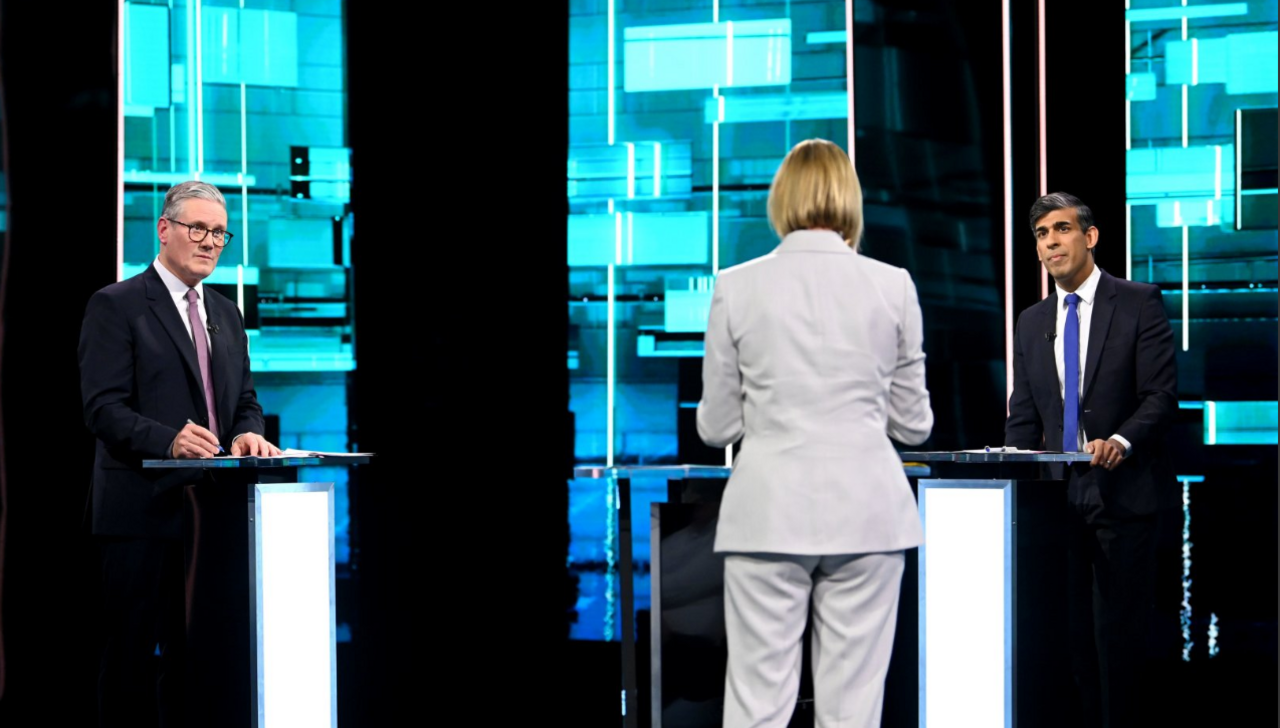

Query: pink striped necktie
[185,288,218,437]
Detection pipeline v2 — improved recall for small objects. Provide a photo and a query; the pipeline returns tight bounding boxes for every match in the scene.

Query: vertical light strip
[1207,400,1217,444]
[1182,85,1188,148]
[1182,225,1190,351]
[845,0,855,164]
[1208,613,1220,657]
[713,87,721,275]
[606,264,616,467]
[195,0,204,177]
[1126,2,1132,281]
[186,0,196,177]
[1235,109,1242,230]
[726,21,734,87]
[626,211,634,265]
[625,142,635,198]
[1214,145,1223,200]
[615,211,623,265]
[117,0,126,282]
[1191,38,1199,85]
[239,0,248,273]
[714,0,719,24]
[1126,203,1133,280]
[607,0,615,146]
[236,263,245,316]
[652,142,662,197]
[1038,0,1049,300]
[1002,0,1015,404]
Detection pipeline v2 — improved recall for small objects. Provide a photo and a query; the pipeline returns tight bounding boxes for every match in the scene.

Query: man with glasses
[78,180,280,727]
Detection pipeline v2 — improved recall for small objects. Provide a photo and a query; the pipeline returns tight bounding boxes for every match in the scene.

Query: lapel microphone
[208,323,220,335]
[1044,331,1056,342]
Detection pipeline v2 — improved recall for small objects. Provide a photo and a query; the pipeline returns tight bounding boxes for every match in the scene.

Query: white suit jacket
[697,230,933,555]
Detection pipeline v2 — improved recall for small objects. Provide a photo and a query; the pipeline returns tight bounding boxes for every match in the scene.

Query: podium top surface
[142,454,372,468]
[899,451,1093,463]
[573,463,932,479]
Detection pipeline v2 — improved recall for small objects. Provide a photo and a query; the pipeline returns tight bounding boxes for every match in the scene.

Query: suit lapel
[1082,270,1116,402]
[145,268,206,412]
[1035,293,1060,399]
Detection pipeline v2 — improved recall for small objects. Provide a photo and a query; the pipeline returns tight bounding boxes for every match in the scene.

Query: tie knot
[1065,292,1080,306]
[186,288,198,304]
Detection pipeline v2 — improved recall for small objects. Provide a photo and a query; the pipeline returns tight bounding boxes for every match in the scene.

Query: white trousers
[722,551,905,728]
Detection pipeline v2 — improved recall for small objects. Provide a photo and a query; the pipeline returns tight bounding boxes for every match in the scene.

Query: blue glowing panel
[201,6,241,85]
[568,214,619,267]
[1206,401,1279,445]
[124,3,171,113]
[202,8,298,87]
[567,142,693,200]
[1165,38,1228,86]
[1126,72,1158,101]
[266,218,336,268]
[1126,145,1235,203]
[806,30,846,44]
[704,91,847,123]
[1166,33,1278,94]
[631,212,708,265]
[1227,31,1279,94]
[569,212,708,267]
[241,10,298,87]
[623,20,791,92]
[664,288,713,333]
[1154,198,1232,228]
[1125,4,1248,22]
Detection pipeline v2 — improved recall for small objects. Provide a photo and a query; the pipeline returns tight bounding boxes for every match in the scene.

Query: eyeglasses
[165,218,234,247]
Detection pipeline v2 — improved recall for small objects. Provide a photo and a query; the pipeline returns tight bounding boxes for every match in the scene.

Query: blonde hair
[766,139,864,249]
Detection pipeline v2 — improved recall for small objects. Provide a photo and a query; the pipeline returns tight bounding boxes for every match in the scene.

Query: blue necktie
[1062,292,1080,452]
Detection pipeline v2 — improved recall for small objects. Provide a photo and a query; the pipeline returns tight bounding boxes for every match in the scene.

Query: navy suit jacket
[1005,268,1179,520]
[78,264,265,538]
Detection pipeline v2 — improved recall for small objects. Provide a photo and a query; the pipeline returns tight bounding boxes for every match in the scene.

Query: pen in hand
[187,419,225,454]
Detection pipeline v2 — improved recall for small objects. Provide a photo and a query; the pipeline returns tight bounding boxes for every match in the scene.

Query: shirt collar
[153,258,205,301]
[1056,262,1101,306]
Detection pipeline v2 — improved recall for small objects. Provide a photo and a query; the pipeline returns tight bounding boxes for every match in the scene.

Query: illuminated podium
[143,453,371,728]
[902,450,1092,728]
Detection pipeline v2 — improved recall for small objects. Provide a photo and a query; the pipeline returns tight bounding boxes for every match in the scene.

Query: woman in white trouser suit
[697,139,933,728]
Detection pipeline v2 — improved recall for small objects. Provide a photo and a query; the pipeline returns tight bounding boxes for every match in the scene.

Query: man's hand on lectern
[172,423,221,459]
[231,432,282,457]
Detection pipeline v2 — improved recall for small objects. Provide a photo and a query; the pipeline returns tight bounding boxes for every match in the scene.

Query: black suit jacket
[1005,268,1178,520]
[78,264,265,538]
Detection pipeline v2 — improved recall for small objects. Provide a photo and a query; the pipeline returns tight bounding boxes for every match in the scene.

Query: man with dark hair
[1005,192,1178,726]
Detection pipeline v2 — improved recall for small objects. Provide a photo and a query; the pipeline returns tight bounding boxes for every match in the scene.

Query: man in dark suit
[1005,192,1178,727]
[78,181,280,727]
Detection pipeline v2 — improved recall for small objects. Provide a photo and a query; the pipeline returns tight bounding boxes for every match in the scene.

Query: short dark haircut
[1029,192,1095,234]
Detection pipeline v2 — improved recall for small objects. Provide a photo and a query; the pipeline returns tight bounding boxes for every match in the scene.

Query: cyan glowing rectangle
[664,289,713,333]
[1206,401,1278,445]
[631,213,708,265]
[1165,38,1228,86]
[202,8,298,87]
[568,212,708,266]
[1125,4,1247,21]
[1126,145,1235,202]
[623,20,791,92]
[1226,32,1278,94]
[806,31,846,44]
[568,215,618,266]
[125,3,171,110]
[704,91,848,123]
[1126,72,1158,101]
[1154,198,1231,227]
[241,10,298,87]
[1166,34,1276,93]
[637,335,704,357]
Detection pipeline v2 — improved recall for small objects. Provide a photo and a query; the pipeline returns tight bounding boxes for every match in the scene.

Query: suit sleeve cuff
[1110,434,1133,456]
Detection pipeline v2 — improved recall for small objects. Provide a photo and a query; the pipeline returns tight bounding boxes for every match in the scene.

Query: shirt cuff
[1109,434,1132,456]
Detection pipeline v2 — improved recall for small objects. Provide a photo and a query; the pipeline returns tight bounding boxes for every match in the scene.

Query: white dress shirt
[1053,263,1131,455]
[152,258,212,352]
